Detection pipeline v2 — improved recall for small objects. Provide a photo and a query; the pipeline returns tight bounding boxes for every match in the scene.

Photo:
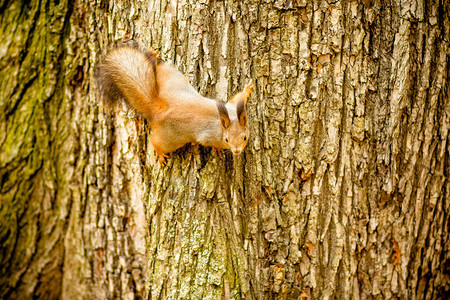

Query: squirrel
[95,45,253,163]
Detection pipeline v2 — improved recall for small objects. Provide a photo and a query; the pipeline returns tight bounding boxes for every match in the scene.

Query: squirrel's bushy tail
[95,46,162,120]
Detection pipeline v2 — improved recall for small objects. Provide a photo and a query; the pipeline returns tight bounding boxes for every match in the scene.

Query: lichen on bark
[1,0,449,299]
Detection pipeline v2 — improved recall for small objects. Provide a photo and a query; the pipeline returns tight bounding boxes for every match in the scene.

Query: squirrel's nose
[231,148,242,155]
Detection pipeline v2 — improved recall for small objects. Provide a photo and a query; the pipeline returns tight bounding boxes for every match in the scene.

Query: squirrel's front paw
[211,147,224,158]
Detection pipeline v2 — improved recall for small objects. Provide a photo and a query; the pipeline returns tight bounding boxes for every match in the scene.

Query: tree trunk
[1,0,448,299]
[0,1,74,298]
[0,1,148,298]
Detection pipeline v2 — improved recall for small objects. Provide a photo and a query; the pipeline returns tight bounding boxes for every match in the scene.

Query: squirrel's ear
[227,80,254,104]
[242,80,253,104]
[148,49,159,60]
[217,102,231,129]
[236,99,248,127]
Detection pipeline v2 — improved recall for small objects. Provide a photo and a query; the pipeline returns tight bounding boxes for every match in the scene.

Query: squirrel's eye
[225,138,229,142]
[244,135,247,141]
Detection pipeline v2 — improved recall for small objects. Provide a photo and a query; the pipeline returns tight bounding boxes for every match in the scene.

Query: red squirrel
[96,45,253,163]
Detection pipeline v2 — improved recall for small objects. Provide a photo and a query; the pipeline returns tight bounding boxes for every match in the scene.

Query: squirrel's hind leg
[154,149,169,165]
[150,132,170,165]
[151,140,169,165]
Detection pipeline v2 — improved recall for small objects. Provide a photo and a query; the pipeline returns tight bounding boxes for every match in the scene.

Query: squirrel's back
[96,46,164,120]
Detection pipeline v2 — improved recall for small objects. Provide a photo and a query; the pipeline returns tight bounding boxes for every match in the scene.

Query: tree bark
[0,1,74,298]
[0,0,448,299]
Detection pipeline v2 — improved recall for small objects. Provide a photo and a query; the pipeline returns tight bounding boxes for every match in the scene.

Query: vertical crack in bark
[2,0,448,299]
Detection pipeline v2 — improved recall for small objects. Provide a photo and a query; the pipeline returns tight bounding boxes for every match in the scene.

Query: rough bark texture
[0,0,449,299]
[0,1,73,298]
[0,1,147,299]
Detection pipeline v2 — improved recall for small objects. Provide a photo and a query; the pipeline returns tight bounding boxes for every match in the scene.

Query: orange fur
[228,81,253,104]
[96,46,253,163]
